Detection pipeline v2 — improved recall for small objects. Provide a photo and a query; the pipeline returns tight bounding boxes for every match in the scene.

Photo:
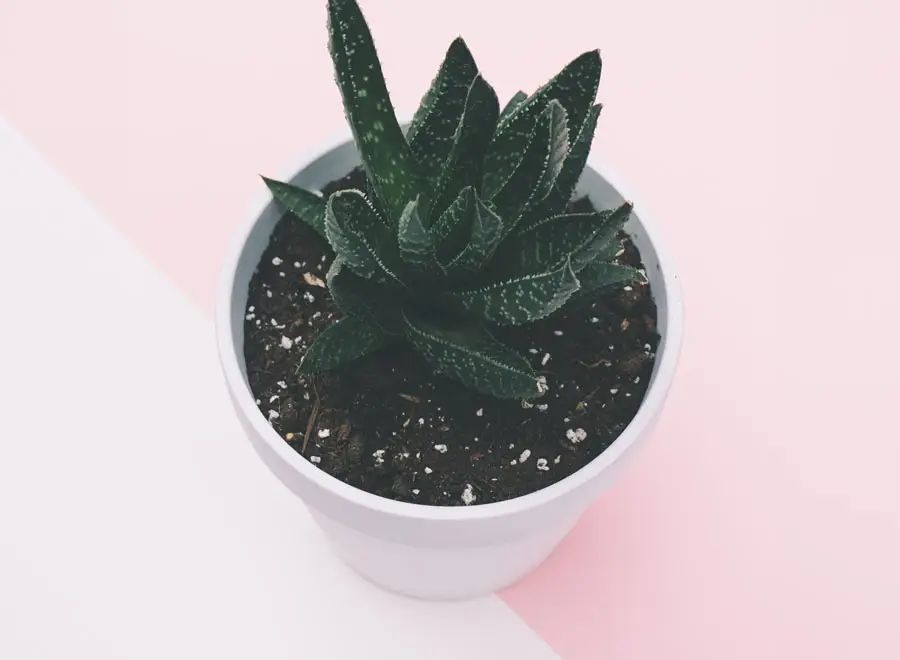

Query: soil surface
[243,167,660,506]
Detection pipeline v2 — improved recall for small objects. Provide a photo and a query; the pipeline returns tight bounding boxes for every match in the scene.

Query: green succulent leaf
[487,100,570,235]
[326,0,423,222]
[444,193,504,274]
[507,201,633,274]
[482,49,601,197]
[575,261,646,293]
[499,90,527,123]
[324,189,405,285]
[326,258,404,334]
[430,73,499,221]
[528,103,602,220]
[407,37,479,184]
[402,307,544,399]
[431,185,475,263]
[446,256,581,326]
[298,315,392,374]
[397,196,437,270]
[261,176,327,239]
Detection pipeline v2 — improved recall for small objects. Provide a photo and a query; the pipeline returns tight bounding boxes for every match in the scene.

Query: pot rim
[215,121,684,523]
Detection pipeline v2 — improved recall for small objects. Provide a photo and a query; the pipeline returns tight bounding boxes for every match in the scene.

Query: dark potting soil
[243,167,660,506]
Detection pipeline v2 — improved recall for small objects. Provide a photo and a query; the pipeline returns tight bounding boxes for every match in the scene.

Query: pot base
[309,507,583,601]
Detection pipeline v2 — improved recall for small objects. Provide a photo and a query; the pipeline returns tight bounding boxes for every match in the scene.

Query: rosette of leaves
[261,0,645,400]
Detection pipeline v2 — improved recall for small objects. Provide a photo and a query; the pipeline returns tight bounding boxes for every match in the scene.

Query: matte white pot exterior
[216,129,684,600]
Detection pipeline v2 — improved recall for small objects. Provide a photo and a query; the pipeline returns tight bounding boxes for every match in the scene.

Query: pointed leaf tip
[262,176,328,239]
[327,0,422,221]
[300,315,392,374]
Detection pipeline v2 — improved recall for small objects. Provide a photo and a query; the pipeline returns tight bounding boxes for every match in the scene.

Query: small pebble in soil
[310,456,321,464]
[434,443,448,453]
[461,484,476,505]
[610,388,619,395]
[476,408,483,417]
[271,257,283,266]
[318,428,331,439]
[424,466,433,474]
[566,428,588,444]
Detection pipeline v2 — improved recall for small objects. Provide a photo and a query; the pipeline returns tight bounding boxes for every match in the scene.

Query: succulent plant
[262,0,645,400]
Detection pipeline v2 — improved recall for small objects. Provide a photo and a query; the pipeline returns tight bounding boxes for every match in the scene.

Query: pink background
[2,0,898,657]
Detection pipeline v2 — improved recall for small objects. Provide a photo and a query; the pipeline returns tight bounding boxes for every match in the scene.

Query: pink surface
[3,0,899,657]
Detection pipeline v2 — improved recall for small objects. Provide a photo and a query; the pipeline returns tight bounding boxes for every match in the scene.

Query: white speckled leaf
[444,193,504,274]
[407,38,479,184]
[397,196,437,270]
[299,315,391,374]
[326,258,404,334]
[327,0,423,222]
[325,189,405,285]
[524,103,602,222]
[482,50,601,198]
[446,257,581,326]
[486,101,569,236]
[261,176,327,239]
[431,186,475,264]
[506,201,632,274]
[576,261,646,292]
[430,73,499,222]
[499,90,527,123]
[402,308,543,399]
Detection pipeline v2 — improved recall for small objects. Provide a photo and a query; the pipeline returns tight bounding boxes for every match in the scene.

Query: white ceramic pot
[215,126,684,601]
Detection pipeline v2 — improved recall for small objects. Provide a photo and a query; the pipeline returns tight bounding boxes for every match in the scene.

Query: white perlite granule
[518,449,532,463]
[536,458,549,471]
[280,336,293,350]
[461,484,476,505]
[271,257,283,266]
[434,443,448,453]
[566,428,588,443]
[317,428,331,438]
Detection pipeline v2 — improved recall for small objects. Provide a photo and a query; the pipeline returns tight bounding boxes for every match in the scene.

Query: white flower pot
[215,126,684,601]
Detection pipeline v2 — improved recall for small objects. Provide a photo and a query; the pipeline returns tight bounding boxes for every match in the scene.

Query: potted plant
[216,0,683,600]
